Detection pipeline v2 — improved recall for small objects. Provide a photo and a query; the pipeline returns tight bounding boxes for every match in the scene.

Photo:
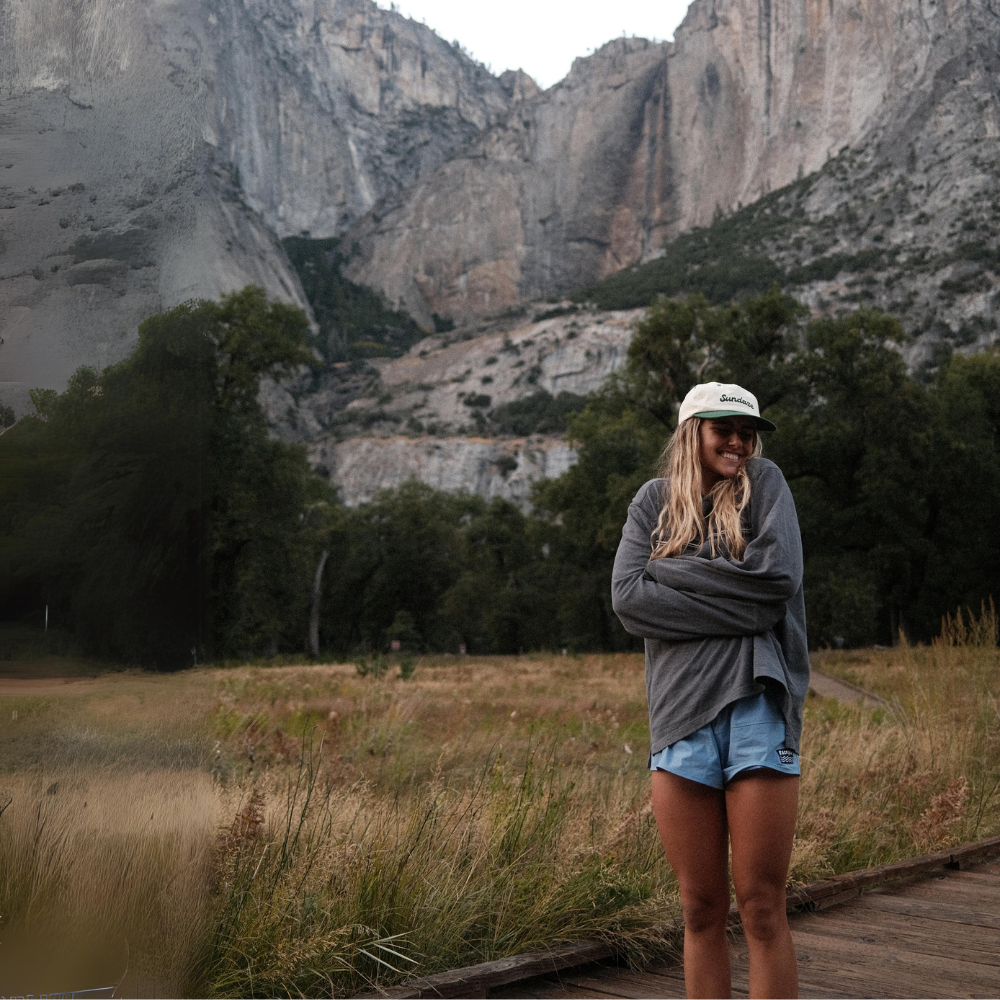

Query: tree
[909,348,1000,637]
[322,481,478,653]
[438,497,561,653]
[1,308,217,663]
[0,287,326,666]
[764,310,930,644]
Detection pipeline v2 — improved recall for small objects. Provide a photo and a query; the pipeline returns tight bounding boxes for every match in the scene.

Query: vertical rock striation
[0,0,311,409]
[343,37,672,328]
[209,0,518,238]
[342,0,994,325]
[0,0,522,408]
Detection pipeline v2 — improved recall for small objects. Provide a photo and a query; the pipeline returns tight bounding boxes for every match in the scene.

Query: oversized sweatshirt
[611,458,810,754]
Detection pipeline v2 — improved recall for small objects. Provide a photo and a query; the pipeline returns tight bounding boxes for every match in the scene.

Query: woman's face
[698,416,756,490]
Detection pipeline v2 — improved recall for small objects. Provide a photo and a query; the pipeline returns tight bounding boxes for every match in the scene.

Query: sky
[380,1,694,90]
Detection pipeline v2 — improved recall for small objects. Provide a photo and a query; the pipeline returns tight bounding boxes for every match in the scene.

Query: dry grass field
[1,629,998,997]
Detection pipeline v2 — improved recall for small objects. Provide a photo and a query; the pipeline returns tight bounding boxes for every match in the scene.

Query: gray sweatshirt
[611,458,810,754]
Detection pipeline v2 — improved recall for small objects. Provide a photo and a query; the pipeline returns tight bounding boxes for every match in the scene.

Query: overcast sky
[380,1,693,90]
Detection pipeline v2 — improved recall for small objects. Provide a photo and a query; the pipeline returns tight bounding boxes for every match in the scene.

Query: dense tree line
[530,288,1000,649]
[0,288,326,666]
[3,285,1000,665]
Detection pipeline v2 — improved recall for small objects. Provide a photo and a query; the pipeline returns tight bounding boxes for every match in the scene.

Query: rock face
[210,0,517,238]
[0,0,522,412]
[686,126,1000,372]
[262,306,640,506]
[9,0,1000,507]
[0,0,310,412]
[268,306,639,439]
[310,434,577,508]
[343,0,1000,326]
[344,37,671,328]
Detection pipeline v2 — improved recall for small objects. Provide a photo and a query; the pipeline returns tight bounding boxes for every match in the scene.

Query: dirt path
[808,666,889,707]
[0,673,139,696]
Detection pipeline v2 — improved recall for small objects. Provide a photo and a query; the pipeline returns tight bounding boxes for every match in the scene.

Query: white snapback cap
[678,382,776,432]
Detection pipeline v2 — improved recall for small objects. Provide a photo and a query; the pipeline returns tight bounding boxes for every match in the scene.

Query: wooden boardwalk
[491,857,1000,999]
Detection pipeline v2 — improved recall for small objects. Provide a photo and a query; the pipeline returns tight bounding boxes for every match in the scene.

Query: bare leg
[651,770,732,999]
[726,772,799,999]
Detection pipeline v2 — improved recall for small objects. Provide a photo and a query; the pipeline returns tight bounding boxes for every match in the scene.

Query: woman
[611,381,809,1000]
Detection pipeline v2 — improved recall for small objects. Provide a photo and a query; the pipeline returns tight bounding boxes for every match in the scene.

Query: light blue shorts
[649,691,800,790]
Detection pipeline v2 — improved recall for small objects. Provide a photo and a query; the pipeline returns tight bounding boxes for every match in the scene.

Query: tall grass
[796,608,1000,873]
[194,739,679,997]
[0,771,219,997]
[1,632,998,997]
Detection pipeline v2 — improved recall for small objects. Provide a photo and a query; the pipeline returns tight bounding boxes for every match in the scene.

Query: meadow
[1,628,998,997]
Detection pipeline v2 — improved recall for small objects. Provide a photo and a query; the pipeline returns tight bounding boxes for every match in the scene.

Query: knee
[737,888,787,944]
[680,889,730,935]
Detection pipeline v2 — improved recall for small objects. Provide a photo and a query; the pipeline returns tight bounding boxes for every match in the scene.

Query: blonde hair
[650,417,762,561]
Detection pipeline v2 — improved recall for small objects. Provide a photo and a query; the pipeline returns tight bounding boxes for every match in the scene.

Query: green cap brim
[695,409,777,432]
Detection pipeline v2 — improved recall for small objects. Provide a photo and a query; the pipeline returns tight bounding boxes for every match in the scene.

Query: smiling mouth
[720,451,742,461]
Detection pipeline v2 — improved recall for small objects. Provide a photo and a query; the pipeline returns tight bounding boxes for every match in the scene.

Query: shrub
[462,394,492,408]
[487,390,589,436]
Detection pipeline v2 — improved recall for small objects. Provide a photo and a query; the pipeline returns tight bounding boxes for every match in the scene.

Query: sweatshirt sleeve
[611,480,788,641]
[644,460,802,604]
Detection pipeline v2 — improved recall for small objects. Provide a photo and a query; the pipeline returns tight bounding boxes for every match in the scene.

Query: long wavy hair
[650,417,762,561]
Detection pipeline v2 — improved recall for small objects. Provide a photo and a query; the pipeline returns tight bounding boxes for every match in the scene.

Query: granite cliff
[207,0,522,238]
[0,0,524,412]
[8,0,1000,509]
[261,304,640,506]
[343,0,1000,331]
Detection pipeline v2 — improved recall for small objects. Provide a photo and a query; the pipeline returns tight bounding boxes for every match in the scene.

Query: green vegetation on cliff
[283,236,426,362]
[487,389,590,436]
[574,152,1000,362]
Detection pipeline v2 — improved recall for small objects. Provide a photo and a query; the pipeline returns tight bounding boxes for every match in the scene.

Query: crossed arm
[610,469,803,642]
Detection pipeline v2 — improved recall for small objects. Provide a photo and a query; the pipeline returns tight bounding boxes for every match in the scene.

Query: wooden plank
[547,985,622,999]
[792,907,1000,966]
[581,968,688,999]
[892,876,1000,904]
[920,864,998,884]
[948,858,1000,875]
[853,890,1000,930]
[555,971,676,999]
[533,982,624,999]
[788,948,982,1000]
[489,979,620,999]
[794,966,933,1000]
[796,984,858,1000]
[502,966,845,1000]
[624,962,688,981]
[497,879,1000,999]
[488,978,585,999]
[785,834,1000,910]
[791,937,1000,993]
[593,968,743,1000]
[374,941,615,998]
[941,869,1000,886]
[788,928,1000,992]
[729,939,923,1000]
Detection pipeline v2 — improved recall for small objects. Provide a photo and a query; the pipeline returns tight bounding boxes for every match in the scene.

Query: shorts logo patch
[776,749,795,765]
